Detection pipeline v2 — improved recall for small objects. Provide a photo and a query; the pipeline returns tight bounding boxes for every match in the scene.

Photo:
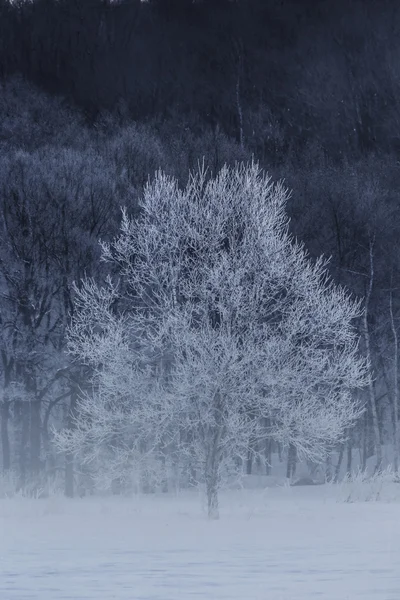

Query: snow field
[1,486,399,599]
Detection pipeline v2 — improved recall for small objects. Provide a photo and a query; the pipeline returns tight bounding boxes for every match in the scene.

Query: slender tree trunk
[277,442,283,463]
[326,453,333,482]
[204,395,225,519]
[189,464,197,488]
[361,411,368,472]
[1,401,11,472]
[1,356,13,473]
[205,463,219,520]
[346,434,353,476]
[362,240,382,473]
[286,444,297,479]
[64,455,75,497]
[30,399,42,475]
[334,445,345,482]
[184,429,197,487]
[233,38,244,149]
[389,282,400,473]
[18,401,29,489]
[265,437,272,476]
[236,72,244,149]
[205,429,221,519]
[65,391,77,498]
[160,450,168,493]
[246,448,253,475]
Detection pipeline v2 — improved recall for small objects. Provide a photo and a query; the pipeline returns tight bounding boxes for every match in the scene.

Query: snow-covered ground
[1,486,399,599]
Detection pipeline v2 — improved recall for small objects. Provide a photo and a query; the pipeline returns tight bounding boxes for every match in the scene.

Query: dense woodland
[1,0,400,499]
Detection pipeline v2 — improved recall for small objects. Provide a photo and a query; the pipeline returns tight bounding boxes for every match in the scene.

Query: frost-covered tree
[56,279,172,492]
[56,163,367,518]
[0,145,123,490]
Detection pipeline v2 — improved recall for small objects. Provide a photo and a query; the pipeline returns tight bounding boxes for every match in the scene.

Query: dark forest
[1,0,400,496]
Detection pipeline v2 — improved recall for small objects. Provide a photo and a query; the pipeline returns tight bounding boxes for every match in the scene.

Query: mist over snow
[2,0,400,598]
[1,484,400,600]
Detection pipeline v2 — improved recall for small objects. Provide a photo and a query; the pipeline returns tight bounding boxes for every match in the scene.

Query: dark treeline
[3,0,400,157]
[1,0,400,495]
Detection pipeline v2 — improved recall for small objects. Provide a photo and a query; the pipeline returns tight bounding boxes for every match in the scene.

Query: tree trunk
[236,74,244,149]
[286,444,297,479]
[389,282,400,473]
[1,357,13,473]
[234,41,244,150]
[326,453,333,482]
[18,401,29,489]
[334,445,344,483]
[265,437,272,476]
[1,401,11,472]
[65,451,74,498]
[277,442,283,463]
[160,451,169,493]
[362,240,382,473]
[246,449,253,475]
[30,399,42,475]
[188,461,197,488]
[361,412,368,472]
[205,437,220,519]
[346,435,353,476]
[204,397,224,519]
[205,467,219,520]
[65,391,77,498]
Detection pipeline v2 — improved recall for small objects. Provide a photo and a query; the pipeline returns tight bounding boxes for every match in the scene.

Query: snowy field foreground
[1,486,399,600]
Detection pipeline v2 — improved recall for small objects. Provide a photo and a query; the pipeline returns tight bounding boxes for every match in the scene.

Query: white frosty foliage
[55,163,367,517]
[330,466,400,503]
